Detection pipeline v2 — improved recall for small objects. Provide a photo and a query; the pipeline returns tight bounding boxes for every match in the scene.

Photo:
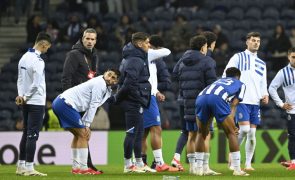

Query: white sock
[18,160,26,168]
[173,153,181,161]
[78,148,88,170]
[291,159,295,163]
[203,153,210,171]
[228,152,232,166]
[195,152,204,168]
[124,158,132,167]
[245,128,256,167]
[71,148,79,169]
[187,153,196,168]
[238,125,250,145]
[25,162,34,171]
[153,149,164,165]
[231,151,241,171]
[135,158,144,167]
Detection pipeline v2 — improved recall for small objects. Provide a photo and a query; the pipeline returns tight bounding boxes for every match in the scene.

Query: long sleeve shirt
[223,49,268,105]
[60,75,112,126]
[147,48,171,96]
[17,48,46,105]
[268,64,295,114]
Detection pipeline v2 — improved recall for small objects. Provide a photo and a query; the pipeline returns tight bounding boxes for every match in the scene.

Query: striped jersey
[199,77,246,103]
[268,64,295,114]
[222,49,268,105]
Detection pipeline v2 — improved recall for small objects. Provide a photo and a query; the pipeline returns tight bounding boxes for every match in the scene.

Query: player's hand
[282,103,293,110]
[15,96,24,106]
[156,92,165,102]
[261,95,269,105]
[84,127,91,141]
[234,127,239,136]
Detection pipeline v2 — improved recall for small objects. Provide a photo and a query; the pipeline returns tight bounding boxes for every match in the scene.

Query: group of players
[14,27,295,176]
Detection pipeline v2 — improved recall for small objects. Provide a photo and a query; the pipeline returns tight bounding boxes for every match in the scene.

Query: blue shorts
[143,96,161,128]
[195,94,231,124]
[52,97,85,129]
[235,104,261,125]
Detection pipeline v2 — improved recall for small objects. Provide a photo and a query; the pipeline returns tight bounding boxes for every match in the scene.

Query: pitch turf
[1,164,295,179]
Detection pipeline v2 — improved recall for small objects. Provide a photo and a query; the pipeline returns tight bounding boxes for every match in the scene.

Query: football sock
[231,151,241,171]
[124,158,132,167]
[187,153,196,168]
[71,148,79,169]
[245,128,256,167]
[195,152,204,168]
[18,160,26,168]
[203,153,210,171]
[238,125,250,145]
[78,148,88,170]
[153,149,164,165]
[291,159,295,163]
[173,153,181,162]
[25,162,34,171]
[135,158,144,167]
[141,154,147,164]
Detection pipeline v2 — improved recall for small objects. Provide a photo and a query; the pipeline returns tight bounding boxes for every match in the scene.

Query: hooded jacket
[61,40,99,91]
[155,59,171,92]
[116,42,151,108]
[178,50,217,121]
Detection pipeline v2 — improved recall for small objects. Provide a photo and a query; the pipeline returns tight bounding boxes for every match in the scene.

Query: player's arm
[268,70,290,109]
[148,48,171,62]
[222,54,239,78]
[261,65,269,105]
[81,81,103,127]
[204,58,217,86]
[23,61,44,102]
[16,63,25,105]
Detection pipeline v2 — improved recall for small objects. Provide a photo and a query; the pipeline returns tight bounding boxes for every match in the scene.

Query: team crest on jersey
[157,116,160,122]
[287,115,291,121]
[238,113,243,119]
[79,119,83,125]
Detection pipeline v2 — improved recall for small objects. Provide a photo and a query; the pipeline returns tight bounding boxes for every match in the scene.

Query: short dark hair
[35,32,52,44]
[201,31,217,47]
[288,47,295,55]
[131,32,149,45]
[83,28,97,38]
[246,32,261,40]
[226,67,241,78]
[108,68,121,77]
[149,35,164,48]
[190,35,207,50]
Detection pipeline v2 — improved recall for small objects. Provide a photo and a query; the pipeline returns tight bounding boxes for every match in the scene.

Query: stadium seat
[191,9,209,20]
[244,7,262,21]
[209,10,226,20]
[226,7,244,21]
[233,20,251,31]
[262,7,280,20]
[280,9,295,20]
[0,110,12,120]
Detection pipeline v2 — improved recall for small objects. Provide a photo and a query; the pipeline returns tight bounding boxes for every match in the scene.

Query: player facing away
[52,69,120,175]
[195,67,249,176]
[224,32,269,170]
[268,47,295,170]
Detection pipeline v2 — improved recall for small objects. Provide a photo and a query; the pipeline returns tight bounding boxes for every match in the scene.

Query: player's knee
[247,128,256,141]
[239,125,250,135]
[27,130,39,141]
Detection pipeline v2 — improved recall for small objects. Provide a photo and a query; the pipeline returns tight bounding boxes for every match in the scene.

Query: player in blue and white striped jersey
[223,32,269,171]
[269,47,295,170]
[194,67,248,176]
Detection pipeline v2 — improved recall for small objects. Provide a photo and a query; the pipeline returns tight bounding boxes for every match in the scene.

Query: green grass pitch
[1,163,295,180]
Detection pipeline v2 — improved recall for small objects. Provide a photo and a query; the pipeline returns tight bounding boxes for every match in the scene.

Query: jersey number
[218,79,234,86]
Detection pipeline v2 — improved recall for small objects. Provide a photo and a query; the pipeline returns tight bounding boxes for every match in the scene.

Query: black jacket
[61,40,99,91]
[155,59,171,92]
[116,42,151,108]
[178,50,217,121]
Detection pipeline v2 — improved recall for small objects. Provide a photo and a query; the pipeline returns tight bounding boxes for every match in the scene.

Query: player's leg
[16,105,29,175]
[141,128,150,165]
[287,114,295,170]
[220,116,249,176]
[171,105,186,171]
[244,105,260,170]
[24,105,47,176]
[195,117,211,176]
[186,123,198,174]
[203,121,221,175]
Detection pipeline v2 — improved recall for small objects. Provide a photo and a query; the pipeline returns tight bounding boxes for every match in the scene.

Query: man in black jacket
[61,28,100,172]
[177,35,217,175]
[113,32,153,173]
